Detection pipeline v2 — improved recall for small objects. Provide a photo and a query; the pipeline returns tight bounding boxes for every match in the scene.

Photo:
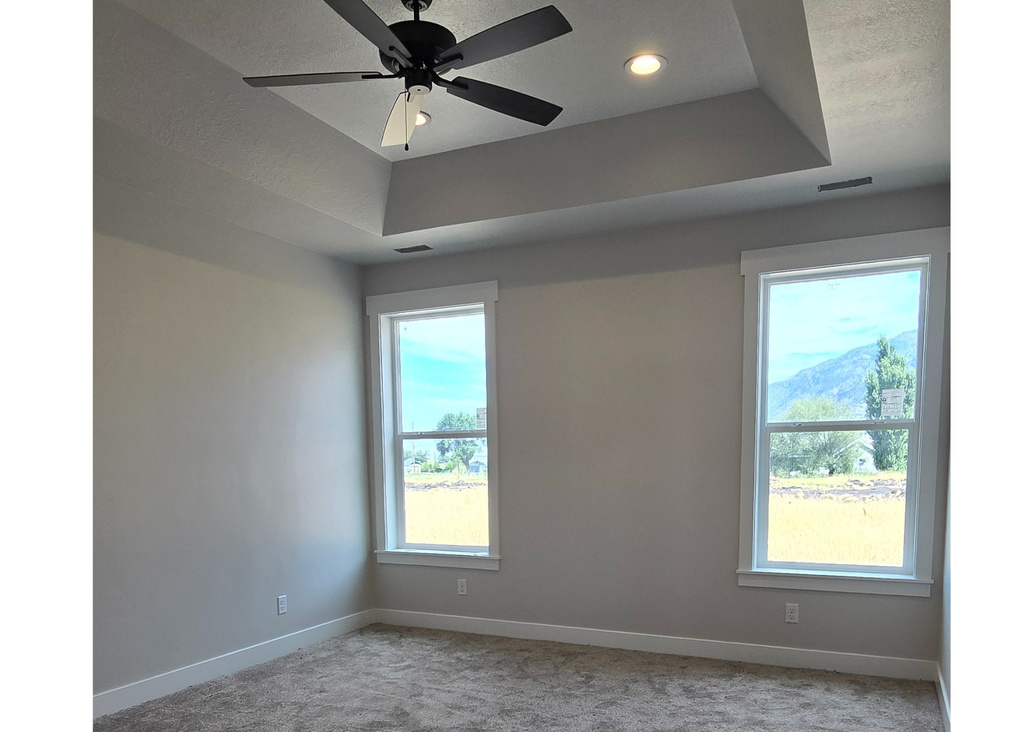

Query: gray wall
[93,177,371,693]
[364,184,951,662]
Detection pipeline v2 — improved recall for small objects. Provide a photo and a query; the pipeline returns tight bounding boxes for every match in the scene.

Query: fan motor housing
[379,20,457,72]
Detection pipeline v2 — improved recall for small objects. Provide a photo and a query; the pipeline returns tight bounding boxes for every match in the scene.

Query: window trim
[737,229,949,596]
[367,281,500,570]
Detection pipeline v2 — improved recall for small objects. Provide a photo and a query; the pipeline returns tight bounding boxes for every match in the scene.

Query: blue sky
[767,270,921,383]
[396,273,921,419]
[398,313,486,432]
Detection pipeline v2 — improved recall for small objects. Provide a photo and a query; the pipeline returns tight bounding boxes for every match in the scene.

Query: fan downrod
[402,0,432,11]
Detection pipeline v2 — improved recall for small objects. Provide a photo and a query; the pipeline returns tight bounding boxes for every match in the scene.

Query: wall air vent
[818,176,873,192]
[394,245,433,254]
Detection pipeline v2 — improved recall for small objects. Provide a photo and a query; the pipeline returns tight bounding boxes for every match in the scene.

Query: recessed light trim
[626,54,666,76]
[415,111,431,126]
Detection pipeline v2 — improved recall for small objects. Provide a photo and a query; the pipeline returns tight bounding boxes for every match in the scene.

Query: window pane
[403,438,488,547]
[766,270,920,422]
[398,312,487,433]
[766,429,907,567]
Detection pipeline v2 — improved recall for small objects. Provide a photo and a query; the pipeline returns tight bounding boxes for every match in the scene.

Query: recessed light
[415,111,431,126]
[625,54,666,76]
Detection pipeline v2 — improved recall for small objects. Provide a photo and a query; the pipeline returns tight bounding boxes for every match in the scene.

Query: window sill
[375,549,500,571]
[737,569,932,597]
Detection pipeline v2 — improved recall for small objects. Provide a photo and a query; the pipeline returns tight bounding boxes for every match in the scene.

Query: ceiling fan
[244,0,572,150]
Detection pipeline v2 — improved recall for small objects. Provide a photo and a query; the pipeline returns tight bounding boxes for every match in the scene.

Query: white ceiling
[93,0,950,264]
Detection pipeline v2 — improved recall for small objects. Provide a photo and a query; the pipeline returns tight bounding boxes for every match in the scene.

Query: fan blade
[322,0,413,65]
[381,92,423,147]
[243,71,386,88]
[445,77,562,126]
[434,6,571,73]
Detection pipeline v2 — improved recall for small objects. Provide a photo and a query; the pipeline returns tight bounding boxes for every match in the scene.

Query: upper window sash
[757,258,929,429]
[390,303,485,437]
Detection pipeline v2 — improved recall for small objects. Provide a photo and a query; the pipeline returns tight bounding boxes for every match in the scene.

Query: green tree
[435,412,479,474]
[770,398,861,476]
[403,448,429,465]
[864,336,915,471]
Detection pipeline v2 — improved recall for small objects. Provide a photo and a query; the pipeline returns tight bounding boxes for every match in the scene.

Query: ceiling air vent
[818,176,873,192]
[394,245,433,254]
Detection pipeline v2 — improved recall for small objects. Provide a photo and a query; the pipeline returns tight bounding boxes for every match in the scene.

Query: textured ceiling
[117,0,759,160]
[93,0,950,264]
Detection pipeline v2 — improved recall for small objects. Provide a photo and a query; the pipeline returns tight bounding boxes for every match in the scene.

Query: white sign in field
[476,407,487,429]
[880,388,906,417]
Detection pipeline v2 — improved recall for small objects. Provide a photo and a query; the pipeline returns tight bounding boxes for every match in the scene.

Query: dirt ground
[769,477,906,501]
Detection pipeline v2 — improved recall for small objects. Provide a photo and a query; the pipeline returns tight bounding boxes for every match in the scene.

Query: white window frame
[366,281,500,570]
[737,228,949,596]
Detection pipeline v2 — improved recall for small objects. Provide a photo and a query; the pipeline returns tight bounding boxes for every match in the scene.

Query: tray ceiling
[116,0,760,160]
[94,0,950,263]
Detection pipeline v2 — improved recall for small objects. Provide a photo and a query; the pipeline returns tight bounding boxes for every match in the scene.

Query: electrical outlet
[457,579,467,596]
[277,595,287,615]
[785,603,799,624]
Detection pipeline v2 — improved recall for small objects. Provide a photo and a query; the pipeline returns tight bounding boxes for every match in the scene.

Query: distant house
[468,446,488,475]
[852,434,878,473]
[788,434,878,476]
[404,459,421,474]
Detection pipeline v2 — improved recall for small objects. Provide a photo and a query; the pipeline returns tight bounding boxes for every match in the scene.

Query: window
[367,282,499,570]
[737,229,948,596]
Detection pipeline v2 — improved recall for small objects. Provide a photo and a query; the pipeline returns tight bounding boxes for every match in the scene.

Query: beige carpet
[94,624,943,731]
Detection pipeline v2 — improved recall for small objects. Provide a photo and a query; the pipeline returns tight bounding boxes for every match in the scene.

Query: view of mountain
[766,330,918,421]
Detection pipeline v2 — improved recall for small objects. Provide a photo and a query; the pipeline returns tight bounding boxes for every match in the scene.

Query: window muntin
[366,282,499,569]
[756,260,926,577]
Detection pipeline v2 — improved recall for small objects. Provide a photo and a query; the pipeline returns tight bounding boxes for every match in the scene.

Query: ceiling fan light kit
[243,0,573,150]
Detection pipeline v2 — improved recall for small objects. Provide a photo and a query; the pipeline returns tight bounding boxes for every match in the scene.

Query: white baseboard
[375,609,938,682]
[936,663,951,731]
[93,609,378,719]
[95,608,941,721]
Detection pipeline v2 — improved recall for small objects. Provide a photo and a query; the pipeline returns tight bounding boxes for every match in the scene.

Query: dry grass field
[767,496,905,565]
[403,471,907,566]
[767,472,907,566]
[404,474,489,546]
